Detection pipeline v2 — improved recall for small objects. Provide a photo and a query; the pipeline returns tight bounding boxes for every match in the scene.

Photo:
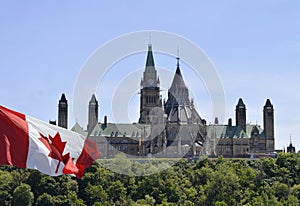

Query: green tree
[107,180,127,203]
[136,195,156,206]
[0,170,14,191]
[85,182,108,204]
[52,195,68,205]
[36,193,55,206]
[272,182,289,200]
[12,183,34,206]
[215,200,227,206]
[26,170,42,199]
[250,191,280,206]
[66,191,85,206]
[60,177,79,195]
[291,183,300,201]
[0,190,12,206]
[38,176,59,196]
[205,162,240,205]
[285,195,299,206]
[105,153,133,176]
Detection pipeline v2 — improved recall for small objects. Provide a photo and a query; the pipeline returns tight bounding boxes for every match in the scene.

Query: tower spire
[141,44,159,88]
[139,43,162,124]
[171,57,185,90]
[166,56,189,108]
[145,44,155,68]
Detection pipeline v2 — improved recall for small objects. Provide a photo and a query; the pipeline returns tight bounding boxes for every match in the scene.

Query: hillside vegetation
[0,152,300,205]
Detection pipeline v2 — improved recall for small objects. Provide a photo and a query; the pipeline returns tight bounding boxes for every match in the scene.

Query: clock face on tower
[147,79,155,86]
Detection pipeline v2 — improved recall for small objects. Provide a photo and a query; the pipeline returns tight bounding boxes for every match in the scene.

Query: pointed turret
[88,94,99,134]
[60,93,67,102]
[170,57,186,89]
[90,94,97,103]
[236,98,246,132]
[237,98,245,107]
[263,99,274,151]
[58,93,68,129]
[164,56,207,156]
[168,57,189,106]
[141,44,159,88]
[145,44,155,68]
[164,56,201,122]
[265,99,272,108]
[287,135,296,153]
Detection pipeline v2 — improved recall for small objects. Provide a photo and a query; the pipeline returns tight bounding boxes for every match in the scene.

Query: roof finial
[176,46,180,68]
[290,134,292,144]
[149,32,152,44]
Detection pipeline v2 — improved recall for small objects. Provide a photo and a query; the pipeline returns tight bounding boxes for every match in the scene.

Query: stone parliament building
[54,44,275,158]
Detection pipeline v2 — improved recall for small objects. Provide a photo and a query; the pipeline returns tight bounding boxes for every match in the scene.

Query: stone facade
[65,44,275,158]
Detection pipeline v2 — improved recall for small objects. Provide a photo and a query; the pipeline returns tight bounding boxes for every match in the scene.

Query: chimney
[102,116,107,129]
[214,117,219,124]
[228,118,232,127]
[49,120,56,126]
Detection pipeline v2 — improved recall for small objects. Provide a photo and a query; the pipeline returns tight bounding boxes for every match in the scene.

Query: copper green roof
[207,124,265,139]
[141,44,159,88]
[145,44,155,67]
[90,123,151,139]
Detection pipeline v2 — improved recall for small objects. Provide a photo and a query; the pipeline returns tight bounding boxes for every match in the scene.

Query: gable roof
[71,122,88,136]
[207,124,265,139]
[90,123,151,139]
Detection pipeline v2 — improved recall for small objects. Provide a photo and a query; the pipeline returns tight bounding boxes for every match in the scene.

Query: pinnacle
[265,99,273,107]
[171,61,185,90]
[90,94,97,103]
[237,98,245,107]
[60,93,67,102]
[145,44,155,68]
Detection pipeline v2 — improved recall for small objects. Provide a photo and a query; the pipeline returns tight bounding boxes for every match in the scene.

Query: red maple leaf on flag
[38,132,72,173]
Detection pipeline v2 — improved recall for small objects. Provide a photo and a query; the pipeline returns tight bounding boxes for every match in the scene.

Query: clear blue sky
[0,1,299,151]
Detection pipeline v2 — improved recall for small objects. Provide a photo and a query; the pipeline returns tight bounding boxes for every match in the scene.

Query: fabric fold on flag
[0,105,99,178]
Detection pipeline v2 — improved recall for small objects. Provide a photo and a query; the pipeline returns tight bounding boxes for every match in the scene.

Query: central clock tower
[139,44,162,124]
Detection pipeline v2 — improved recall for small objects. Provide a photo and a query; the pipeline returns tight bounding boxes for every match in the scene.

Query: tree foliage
[12,183,34,206]
[0,152,299,205]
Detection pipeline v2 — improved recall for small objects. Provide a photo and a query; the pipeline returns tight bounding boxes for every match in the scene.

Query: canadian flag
[0,105,99,178]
